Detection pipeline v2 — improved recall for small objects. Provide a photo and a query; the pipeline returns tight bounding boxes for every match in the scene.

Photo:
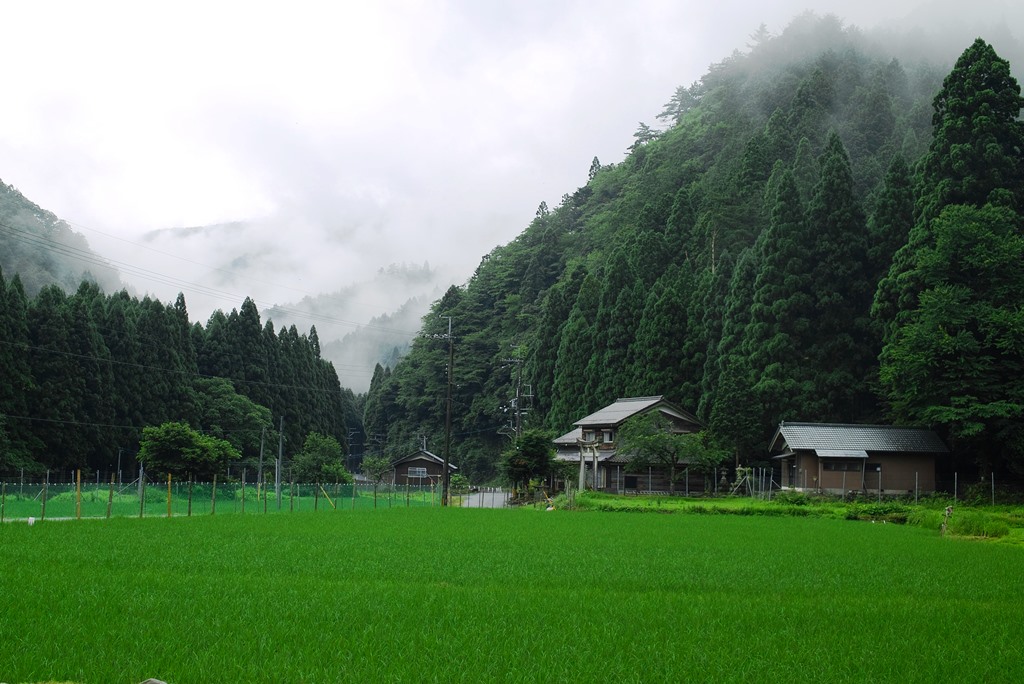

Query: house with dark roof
[552,396,703,493]
[768,422,948,495]
[390,449,457,486]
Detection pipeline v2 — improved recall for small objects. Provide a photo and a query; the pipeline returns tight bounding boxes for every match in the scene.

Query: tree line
[0,279,361,480]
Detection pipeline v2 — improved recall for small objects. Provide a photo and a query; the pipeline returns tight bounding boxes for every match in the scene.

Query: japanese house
[552,396,703,493]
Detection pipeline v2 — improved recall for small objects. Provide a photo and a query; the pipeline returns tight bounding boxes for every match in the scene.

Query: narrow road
[460,488,510,508]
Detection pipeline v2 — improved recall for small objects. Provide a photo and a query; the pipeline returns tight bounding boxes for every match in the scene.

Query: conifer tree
[744,170,817,424]
[867,154,915,283]
[803,132,874,421]
[705,248,761,458]
[625,264,695,402]
[549,272,600,429]
[0,271,37,470]
[877,40,1024,471]
[875,39,1024,332]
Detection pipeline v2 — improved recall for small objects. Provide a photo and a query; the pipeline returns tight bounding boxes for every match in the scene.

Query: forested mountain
[0,180,122,296]
[362,15,1024,482]
[0,277,359,477]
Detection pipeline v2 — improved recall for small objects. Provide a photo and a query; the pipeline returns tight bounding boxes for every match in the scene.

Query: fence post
[107,474,114,519]
[167,473,172,518]
[954,472,958,503]
[352,482,356,510]
[314,483,319,511]
[991,472,995,506]
[42,472,49,521]
[241,469,246,514]
[187,479,193,517]
[211,474,217,515]
[1,482,5,523]
[76,469,82,520]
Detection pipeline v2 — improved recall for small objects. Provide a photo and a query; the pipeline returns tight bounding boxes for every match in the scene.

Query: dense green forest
[363,17,1024,483]
[0,278,360,478]
[1,15,1022,485]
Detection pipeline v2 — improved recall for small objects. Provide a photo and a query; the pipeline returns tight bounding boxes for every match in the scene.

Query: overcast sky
[0,0,1010,325]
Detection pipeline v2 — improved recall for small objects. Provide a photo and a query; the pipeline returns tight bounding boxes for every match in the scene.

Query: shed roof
[390,449,458,470]
[770,422,948,454]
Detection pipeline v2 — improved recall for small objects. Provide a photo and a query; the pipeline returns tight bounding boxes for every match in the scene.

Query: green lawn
[1,508,1021,683]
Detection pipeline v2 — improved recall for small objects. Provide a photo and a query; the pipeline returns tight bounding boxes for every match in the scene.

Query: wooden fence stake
[107,474,114,519]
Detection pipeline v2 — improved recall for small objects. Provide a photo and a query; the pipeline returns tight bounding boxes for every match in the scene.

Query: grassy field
[1,508,1022,683]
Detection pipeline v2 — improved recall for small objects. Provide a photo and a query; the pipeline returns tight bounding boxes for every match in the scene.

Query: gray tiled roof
[773,422,948,453]
[574,396,699,428]
[553,427,583,444]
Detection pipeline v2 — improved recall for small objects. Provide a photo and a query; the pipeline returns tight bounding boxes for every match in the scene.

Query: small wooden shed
[769,422,948,495]
[390,449,457,486]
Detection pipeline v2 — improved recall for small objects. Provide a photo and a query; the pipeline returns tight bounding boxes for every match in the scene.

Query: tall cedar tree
[744,170,817,426]
[803,132,873,422]
[0,271,37,471]
[875,39,1024,472]
[706,248,762,460]
[875,38,1024,330]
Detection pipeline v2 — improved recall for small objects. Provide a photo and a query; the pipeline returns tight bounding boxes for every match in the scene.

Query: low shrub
[772,490,810,506]
[843,502,911,523]
[907,509,944,530]
[948,510,1010,538]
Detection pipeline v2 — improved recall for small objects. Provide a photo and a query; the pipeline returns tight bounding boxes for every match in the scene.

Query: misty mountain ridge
[264,261,445,392]
[0,180,122,296]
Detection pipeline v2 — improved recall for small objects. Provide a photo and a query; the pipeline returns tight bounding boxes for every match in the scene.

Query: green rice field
[1,508,1022,683]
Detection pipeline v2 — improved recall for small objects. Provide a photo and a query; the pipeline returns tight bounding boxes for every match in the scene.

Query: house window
[602,429,614,444]
[624,475,638,489]
[408,467,427,478]
[583,430,595,442]
[822,461,862,472]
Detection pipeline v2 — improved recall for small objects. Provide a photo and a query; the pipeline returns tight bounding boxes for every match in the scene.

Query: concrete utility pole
[276,416,284,508]
[443,316,453,507]
[257,426,266,489]
[502,354,525,441]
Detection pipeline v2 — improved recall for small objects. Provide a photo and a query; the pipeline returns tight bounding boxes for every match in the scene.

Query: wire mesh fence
[0,477,509,521]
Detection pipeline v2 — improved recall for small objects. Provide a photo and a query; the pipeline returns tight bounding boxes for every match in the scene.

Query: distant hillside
[263,262,445,392]
[0,180,121,295]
